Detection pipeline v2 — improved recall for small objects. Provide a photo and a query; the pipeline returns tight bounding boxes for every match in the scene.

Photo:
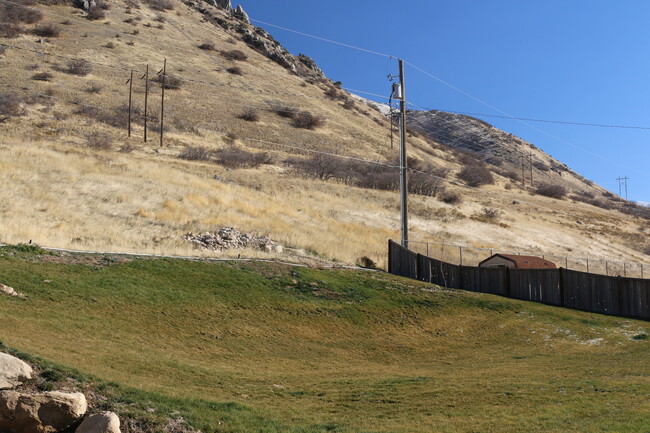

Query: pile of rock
[182,227,283,253]
[0,352,120,433]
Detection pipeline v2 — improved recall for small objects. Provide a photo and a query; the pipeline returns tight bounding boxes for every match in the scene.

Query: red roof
[481,254,557,269]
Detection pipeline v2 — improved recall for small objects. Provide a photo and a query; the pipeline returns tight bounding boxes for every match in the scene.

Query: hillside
[1,247,650,432]
[0,0,649,268]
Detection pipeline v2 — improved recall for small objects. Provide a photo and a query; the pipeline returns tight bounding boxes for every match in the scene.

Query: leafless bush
[0,46,5,56]
[63,59,92,76]
[220,49,247,61]
[408,171,445,197]
[146,0,174,11]
[85,131,112,150]
[285,154,342,181]
[86,7,106,20]
[0,24,24,38]
[268,101,297,119]
[198,42,216,51]
[171,117,199,134]
[32,23,60,37]
[480,207,500,219]
[32,72,53,81]
[236,108,258,122]
[292,111,324,130]
[457,163,494,187]
[226,66,243,75]
[214,148,273,168]
[439,190,461,204]
[2,1,42,25]
[104,42,116,49]
[179,146,211,161]
[644,245,650,256]
[0,93,26,121]
[154,14,165,22]
[535,183,567,199]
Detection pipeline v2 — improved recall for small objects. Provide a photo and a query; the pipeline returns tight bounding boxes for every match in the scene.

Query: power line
[250,18,395,59]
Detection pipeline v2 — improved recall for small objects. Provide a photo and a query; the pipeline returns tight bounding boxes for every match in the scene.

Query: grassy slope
[0,0,648,269]
[1,246,649,433]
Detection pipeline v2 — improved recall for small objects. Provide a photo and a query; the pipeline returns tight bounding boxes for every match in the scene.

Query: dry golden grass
[0,0,648,269]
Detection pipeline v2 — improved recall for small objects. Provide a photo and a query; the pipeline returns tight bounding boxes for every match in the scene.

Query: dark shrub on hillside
[268,101,298,119]
[32,24,60,37]
[457,164,494,187]
[214,148,273,168]
[535,183,567,199]
[146,0,174,11]
[63,59,92,76]
[3,1,43,25]
[439,190,461,204]
[292,111,323,130]
[85,131,112,150]
[198,43,216,51]
[285,154,341,181]
[226,66,243,75]
[179,146,211,161]
[32,72,54,81]
[237,108,259,122]
[0,93,25,120]
[0,24,24,38]
[86,7,106,20]
[644,245,650,256]
[533,161,550,171]
[408,171,445,197]
[220,49,247,61]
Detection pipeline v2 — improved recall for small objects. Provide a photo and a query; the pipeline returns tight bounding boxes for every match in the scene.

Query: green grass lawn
[1,245,649,432]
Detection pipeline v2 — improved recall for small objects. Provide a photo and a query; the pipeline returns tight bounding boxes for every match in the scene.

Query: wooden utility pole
[160,59,166,147]
[520,155,526,187]
[398,59,408,249]
[127,70,133,137]
[529,152,533,187]
[143,64,149,143]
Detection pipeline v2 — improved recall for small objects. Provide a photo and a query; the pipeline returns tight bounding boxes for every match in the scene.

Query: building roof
[479,254,557,269]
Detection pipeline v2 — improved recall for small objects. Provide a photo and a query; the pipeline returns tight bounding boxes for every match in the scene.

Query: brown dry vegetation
[0,0,647,269]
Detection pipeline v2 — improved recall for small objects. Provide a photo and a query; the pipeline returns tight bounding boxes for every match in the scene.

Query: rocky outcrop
[233,4,249,23]
[183,227,283,253]
[0,390,87,433]
[211,0,232,12]
[0,353,32,390]
[76,411,121,433]
[0,283,27,299]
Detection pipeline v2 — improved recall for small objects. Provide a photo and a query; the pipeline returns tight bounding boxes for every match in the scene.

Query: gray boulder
[0,390,87,433]
[76,411,121,433]
[0,353,32,390]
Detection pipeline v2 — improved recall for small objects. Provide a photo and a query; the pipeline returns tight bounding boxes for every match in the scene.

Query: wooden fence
[388,240,650,320]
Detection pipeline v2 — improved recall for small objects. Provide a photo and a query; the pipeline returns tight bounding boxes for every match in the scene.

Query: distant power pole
[159,58,166,148]
[398,59,408,249]
[126,70,133,137]
[142,64,150,143]
[616,176,629,200]
[520,155,526,187]
[529,151,534,187]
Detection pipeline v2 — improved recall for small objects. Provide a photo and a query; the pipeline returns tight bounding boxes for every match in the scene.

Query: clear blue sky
[243,1,649,202]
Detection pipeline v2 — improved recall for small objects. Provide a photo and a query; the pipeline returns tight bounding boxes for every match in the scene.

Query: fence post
[388,240,393,274]
[586,259,589,273]
[459,246,463,266]
[565,257,568,269]
[559,267,565,307]
[606,261,609,276]
[426,243,429,258]
[624,263,627,278]
[642,264,644,279]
